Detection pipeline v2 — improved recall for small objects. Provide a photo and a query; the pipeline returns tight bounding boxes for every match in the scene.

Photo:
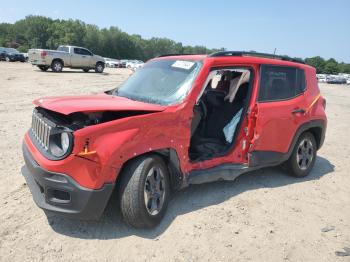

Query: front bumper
[22,143,114,220]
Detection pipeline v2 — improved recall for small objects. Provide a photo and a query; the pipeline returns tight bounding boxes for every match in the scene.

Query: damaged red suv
[22,51,327,228]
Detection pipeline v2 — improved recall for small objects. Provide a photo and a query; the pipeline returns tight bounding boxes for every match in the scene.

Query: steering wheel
[198,99,207,119]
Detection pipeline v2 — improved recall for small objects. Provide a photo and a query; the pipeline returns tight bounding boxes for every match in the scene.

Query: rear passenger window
[79,49,92,56]
[258,65,306,102]
[74,48,83,55]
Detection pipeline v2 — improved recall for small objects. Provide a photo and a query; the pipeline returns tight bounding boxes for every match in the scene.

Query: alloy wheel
[54,62,62,71]
[97,64,103,72]
[144,166,165,216]
[296,138,314,170]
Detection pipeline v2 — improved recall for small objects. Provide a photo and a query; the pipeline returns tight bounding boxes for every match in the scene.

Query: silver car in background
[28,45,105,73]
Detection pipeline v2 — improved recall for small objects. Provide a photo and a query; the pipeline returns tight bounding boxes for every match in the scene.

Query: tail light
[40,51,47,57]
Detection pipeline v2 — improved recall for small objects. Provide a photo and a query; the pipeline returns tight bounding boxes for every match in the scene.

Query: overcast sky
[1,0,349,62]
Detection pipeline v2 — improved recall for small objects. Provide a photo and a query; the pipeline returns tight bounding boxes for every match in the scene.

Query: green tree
[13,15,53,48]
[305,56,326,73]
[323,58,340,74]
[1,15,349,70]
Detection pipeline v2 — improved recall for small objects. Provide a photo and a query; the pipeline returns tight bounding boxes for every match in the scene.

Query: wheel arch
[292,119,326,151]
[116,148,183,191]
[307,126,323,149]
[51,58,64,66]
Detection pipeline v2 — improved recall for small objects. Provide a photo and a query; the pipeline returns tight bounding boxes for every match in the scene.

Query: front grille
[31,111,51,150]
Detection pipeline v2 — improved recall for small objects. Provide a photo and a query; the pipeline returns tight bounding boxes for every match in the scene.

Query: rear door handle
[292,108,305,114]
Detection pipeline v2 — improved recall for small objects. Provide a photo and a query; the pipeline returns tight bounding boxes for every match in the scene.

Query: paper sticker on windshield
[171,60,195,70]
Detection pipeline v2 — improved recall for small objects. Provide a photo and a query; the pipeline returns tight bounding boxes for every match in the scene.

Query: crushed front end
[21,108,115,220]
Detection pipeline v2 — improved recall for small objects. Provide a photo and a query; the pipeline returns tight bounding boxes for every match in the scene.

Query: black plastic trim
[209,51,305,64]
[157,53,197,58]
[248,151,288,168]
[186,164,251,185]
[22,142,114,220]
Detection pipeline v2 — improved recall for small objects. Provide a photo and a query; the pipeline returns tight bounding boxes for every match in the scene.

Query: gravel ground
[0,62,349,262]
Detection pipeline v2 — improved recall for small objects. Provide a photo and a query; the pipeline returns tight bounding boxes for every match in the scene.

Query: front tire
[285,132,317,178]
[119,155,170,228]
[95,62,104,73]
[5,57,10,62]
[51,60,63,72]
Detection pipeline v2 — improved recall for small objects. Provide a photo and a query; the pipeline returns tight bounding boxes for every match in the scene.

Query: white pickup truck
[28,45,105,73]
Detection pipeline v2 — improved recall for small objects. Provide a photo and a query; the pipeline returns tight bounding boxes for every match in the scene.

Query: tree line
[305,56,350,74]
[0,15,222,61]
[0,15,349,74]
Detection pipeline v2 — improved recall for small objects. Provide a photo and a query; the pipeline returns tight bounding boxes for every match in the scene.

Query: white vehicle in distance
[316,74,327,83]
[104,58,122,68]
[126,60,144,69]
[132,61,144,70]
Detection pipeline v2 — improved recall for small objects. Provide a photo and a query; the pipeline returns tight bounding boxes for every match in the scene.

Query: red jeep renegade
[22,51,327,228]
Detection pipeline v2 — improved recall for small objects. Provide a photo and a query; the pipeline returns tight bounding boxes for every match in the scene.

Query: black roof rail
[209,51,305,64]
[156,53,197,58]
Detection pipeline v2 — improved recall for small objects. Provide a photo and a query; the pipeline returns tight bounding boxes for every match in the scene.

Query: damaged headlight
[49,131,73,158]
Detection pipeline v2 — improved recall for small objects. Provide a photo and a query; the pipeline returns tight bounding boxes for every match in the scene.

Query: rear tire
[119,155,170,228]
[95,62,104,73]
[51,60,63,72]
[284,132,317,178]
[38,65,49,72]
[83,68,90,72]
[5,57,10,62]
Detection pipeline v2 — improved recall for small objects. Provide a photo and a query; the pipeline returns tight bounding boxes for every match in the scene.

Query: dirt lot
[0,62,349,262]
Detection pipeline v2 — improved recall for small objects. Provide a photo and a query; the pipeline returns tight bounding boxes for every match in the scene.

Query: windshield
[114,59,201,105]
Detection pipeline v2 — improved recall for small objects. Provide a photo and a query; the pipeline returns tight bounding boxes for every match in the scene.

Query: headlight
[50,131,72,158]
[61,132,70,153]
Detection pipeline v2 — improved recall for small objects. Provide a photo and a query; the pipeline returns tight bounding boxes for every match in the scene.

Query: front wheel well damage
[116,149,183,191]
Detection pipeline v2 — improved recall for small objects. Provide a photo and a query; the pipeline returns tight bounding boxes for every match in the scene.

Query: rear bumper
[22,143,114,220]
[30,58,48,65]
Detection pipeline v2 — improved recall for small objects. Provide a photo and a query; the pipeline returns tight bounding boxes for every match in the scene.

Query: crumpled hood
[33,93,166,115]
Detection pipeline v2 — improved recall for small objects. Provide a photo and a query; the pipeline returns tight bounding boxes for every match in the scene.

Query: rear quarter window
[258,65,306,102]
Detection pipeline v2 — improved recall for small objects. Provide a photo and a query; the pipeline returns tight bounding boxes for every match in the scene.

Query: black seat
[190,84,249,160]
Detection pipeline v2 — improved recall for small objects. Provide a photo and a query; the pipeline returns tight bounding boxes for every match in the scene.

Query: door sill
[185,163,251,186]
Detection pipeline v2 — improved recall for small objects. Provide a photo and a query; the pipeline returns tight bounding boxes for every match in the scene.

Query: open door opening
[189,68,253,161]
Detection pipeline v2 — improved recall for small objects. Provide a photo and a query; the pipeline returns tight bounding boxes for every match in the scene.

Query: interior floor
[189,69,251,161]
